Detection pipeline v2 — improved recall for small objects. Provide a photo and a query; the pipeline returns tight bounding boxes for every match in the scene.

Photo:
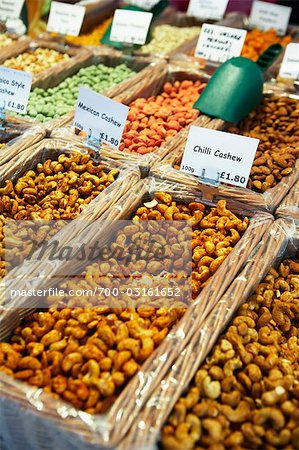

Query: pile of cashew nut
[0,306,184,413]
[133,193,249,298]
[161,259,299,450]
[0,153,118,221]
[0,152,119,279]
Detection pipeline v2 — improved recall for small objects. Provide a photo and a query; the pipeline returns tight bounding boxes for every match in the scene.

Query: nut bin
[151,91,299,212]
[0,177,273,449]
[120,218,299,450]
[276,180,299,221]
[0,39,91,89]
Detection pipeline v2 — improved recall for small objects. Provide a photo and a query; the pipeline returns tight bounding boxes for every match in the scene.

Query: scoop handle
[256,43,283,72]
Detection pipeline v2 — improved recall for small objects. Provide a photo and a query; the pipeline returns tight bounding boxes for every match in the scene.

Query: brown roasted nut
[161,259,299,449]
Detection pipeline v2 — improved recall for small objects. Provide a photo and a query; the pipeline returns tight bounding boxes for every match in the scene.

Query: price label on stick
[110,9,153,45]
[0,67,32,114]
[47,1,85,36]
[187,0,229,21]
[279,43,299,80]
[195,24,247,63]
[74,87,129,150]
[181,126,259,188]
[249,0,292,36]
[0,0,24,21]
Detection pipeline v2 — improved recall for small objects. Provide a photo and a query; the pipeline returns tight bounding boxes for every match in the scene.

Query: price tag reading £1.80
[187,0,229,21]
[249,0,292,36]
[181,126,259,188]
[74,87,129,150]
[195,24,247,63]
[0,67,32,114]
[47,1,85,36]
[0,0,24,21]
[110,9,153,45]
[279,43,299,80]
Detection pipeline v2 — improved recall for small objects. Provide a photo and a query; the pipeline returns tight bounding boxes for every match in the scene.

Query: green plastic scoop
[194,43,282,122]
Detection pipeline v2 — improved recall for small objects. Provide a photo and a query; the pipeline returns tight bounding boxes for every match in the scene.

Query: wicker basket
[119,217,299,450]
[151,90,299,213]
[0,177,273,449]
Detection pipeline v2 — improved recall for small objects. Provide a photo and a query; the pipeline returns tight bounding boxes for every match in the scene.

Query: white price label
[249,0,291,35]
[74,87,129,150]
[0,66,32,114]
[195,24,247,63]
[110,9,153,45]
[47,1,85,36]
[0,0,24,20]
[187,0,229,20]
[279,43,299,80]
[126,0,160,10]
[181,126,259,188]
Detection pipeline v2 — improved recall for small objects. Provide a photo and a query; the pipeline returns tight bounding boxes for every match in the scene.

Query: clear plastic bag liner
[11,51,158,133]
[0,137,140,303]
[118,217,298,450]
[0,177,273,449]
